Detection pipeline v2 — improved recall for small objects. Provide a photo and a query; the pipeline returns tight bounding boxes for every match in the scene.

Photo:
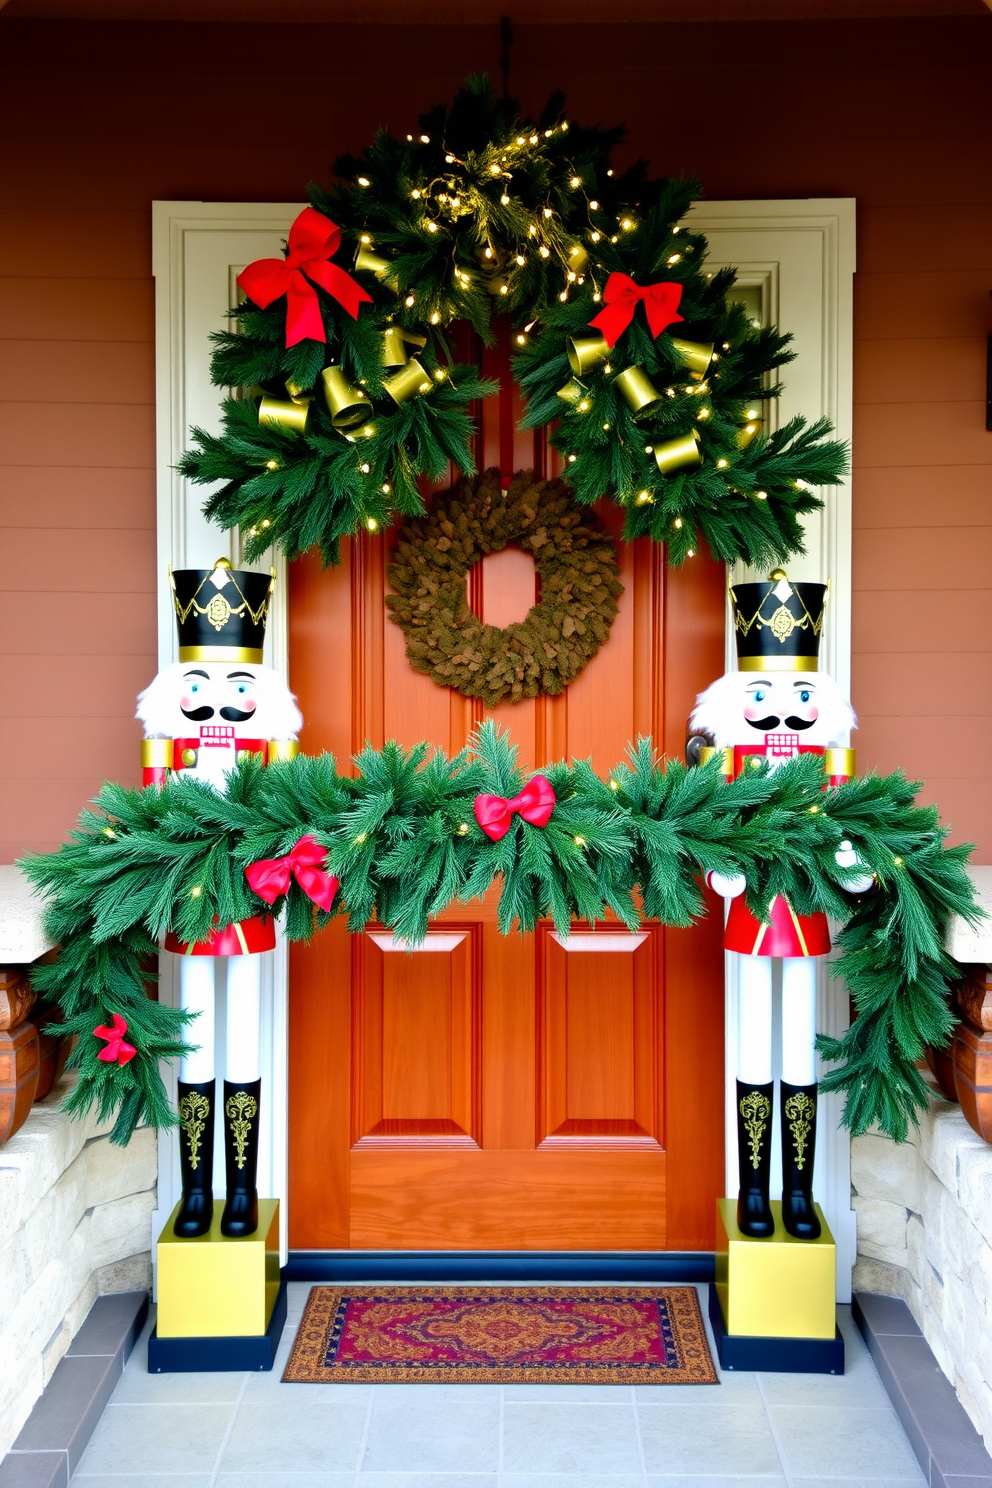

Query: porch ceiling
[0,0,988,20]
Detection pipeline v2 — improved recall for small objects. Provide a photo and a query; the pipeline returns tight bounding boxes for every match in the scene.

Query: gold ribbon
[354,244,398,289]
[567,331,611,376]
[614,365,664,421]
[670,337,714,381]
[321,365,372,429]
[381,326,427,367]
[382,357,432,404]
[653,428,702,473]
[737,415,763,449]
[556,379,587,406]
[258,393,310,435]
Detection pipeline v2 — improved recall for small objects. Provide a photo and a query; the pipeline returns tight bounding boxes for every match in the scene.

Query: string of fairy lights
[184,82,843,566]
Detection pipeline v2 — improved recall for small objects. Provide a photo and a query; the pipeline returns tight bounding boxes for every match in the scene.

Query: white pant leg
[781,956,817,1085]
[178,957,215,1083]
[737,954,773,1085]
[226,953,262,1084]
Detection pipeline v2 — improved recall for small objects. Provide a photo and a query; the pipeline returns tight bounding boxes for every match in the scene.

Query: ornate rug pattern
[283,1285,717,1384]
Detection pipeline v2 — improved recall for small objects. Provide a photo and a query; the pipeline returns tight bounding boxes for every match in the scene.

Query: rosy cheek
[800,705,819,722]
[241,697,257,713]
[180,694,194,710]
[743,704,764,721]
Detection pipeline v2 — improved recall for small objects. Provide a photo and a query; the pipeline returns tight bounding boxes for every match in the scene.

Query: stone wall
[0,1073,156,1458]
[853,1086,992,1451]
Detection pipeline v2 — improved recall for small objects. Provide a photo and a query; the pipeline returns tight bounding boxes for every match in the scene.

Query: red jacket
[707,742,855,959]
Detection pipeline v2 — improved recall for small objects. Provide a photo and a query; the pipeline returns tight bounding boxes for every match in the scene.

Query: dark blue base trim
[285,1251,715,1283]
[147,1282,286,1373]
[708,1283,844,1374]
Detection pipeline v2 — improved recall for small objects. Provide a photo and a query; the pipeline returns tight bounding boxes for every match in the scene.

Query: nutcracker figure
[688,569,872,1241]
[136,558,301,1239]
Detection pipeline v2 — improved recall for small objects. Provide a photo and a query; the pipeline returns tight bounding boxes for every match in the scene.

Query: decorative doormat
[283,1285,717,1384]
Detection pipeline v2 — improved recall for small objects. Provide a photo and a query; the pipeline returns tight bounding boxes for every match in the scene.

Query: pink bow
[245,834,339,911]
[94,1014,136,1066]
[474,775,557,842]
[588,272,684,348]
[237,207,373,348]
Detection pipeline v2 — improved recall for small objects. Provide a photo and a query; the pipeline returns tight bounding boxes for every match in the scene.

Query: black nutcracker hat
[169,558,275,664]
[729,568,828,671]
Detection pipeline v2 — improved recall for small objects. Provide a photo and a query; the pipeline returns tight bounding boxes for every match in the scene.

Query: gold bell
[670,338,714,381]
[614,366,665,421]
[567,331,611,376]
[321,366,371,430]
[284,378,310,404]
[737,416,763,449]
[653,428,702,474]
[382,357,432,405]
[355,245,397,286]
[568,243,589,273]
[556,379,587,406]
[258,395,310,435]
[381,326,427,367]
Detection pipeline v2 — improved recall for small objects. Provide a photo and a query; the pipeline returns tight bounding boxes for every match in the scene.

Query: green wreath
[178,76,846,568]
[385,469,622,706]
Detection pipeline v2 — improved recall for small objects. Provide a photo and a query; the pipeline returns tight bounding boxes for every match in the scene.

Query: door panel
[288,320,726,1252]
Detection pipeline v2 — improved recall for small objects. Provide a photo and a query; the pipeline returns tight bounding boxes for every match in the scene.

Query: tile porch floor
[70,1284,926,1488]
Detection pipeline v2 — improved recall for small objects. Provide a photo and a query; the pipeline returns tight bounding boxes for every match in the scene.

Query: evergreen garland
[176,76,846,568]
[386,468,623,705]
[22,728,979,1147]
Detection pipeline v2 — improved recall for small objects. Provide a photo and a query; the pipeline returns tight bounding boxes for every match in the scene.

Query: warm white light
[420,134,430,143]
[360,462,370,473]
[430,311,440,324]
[405,294,415,307]
[717,458,728,469]
[490,164,501,174]
[539,246,550,258]
[367,517,377,531]
[382,483,391,494]
[358,176,370,187]
[570,175,581,188]
[501,194,510,205]
[674,517,683,529]
[427,222,438,233]
[589,200,599,210]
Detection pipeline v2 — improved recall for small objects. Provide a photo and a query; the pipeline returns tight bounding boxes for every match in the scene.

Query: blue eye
[237,685,247,695]
[799,690,811,703]
[191,684,199,694]
[754,690,766,702]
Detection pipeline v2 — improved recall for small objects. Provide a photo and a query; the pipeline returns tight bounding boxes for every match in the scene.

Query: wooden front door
[287,326,726,1252]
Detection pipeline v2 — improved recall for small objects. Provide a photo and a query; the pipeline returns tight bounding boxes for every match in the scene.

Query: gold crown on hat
[730,568,829,672]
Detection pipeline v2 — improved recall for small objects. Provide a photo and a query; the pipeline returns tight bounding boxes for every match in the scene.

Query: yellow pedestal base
[157,1199,280,1338]
[715,1198,836,1339]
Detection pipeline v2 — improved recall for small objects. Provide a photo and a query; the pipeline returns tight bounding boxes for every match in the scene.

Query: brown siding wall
[1,15,990,862]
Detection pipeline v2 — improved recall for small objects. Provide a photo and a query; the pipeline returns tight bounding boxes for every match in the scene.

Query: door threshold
[285,1250,715,1282]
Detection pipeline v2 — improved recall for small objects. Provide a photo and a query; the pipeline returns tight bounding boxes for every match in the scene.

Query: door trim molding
[153,198,855,1284]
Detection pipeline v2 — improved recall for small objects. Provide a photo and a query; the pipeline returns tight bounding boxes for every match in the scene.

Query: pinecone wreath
[385,468,623,706]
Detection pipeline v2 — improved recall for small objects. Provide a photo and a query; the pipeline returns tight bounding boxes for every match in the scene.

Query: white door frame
[151,197,855,1287]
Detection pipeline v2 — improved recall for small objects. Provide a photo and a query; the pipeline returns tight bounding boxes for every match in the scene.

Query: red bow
[237,207,373,348]
[94,1014,136,1066]
[588,273,684,348]
[474,775,557,842]
[245,834,339,912]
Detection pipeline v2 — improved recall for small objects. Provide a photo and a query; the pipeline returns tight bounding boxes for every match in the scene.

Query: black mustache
[181,705,214,722]
[745,714,816,733]
[219,705,257,722]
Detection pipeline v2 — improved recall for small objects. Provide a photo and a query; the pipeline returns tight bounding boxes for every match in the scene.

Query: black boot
[174,1080,215,1238]
[781,1081,821,1240]
[736,1080,775,1238]
[221,1079,261,1238]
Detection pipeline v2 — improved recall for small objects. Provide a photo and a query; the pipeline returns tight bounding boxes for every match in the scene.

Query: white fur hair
[136,661,303,740]
[690,668,856,748]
